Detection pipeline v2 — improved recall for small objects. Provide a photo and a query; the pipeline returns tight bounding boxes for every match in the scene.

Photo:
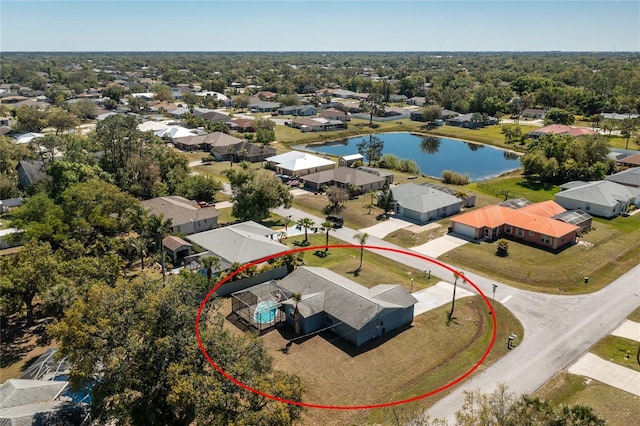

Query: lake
[300,132,521,181]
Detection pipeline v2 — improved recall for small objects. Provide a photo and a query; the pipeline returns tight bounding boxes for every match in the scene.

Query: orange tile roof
[452,202,578,238]
[518,200,566,217]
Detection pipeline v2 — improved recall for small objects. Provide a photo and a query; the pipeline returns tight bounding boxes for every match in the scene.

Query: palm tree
[146,213,173,283]
[200,255,221,288]
[448,270,465,322]
[296,217,315,244]
[292,292,302,334]
[128,235,149,270]
[353,232,369,271]
[320,220,334,252]
[226,146,235,167]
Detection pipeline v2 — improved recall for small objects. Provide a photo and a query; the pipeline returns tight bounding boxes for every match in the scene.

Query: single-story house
[617,154,640,168]
[272,152,336,177]
[199,111,232,124]
[521,108,546,119]
[388,94,407,103]
[277,105,317,116]
[141,196,219,235]
[407,97,426,106]
[16,160,46,189]
[601,112,640,121]
[163,236,192,264]
[210,141,276,163]
[167,106,190,118]
[13,132,44,145]
[446,113,498,129]
[450,200,580,250]
[154,125,202,140]
[265,151,307,170]
[391,183,464,224]
[0,197,23,212]
[605,167,640,188]
[0,117,10,127]
[0,378,87,424]
[186,221,288,273]
[331,89,359,99]
[272,266,417,347]
[319,109,349,122]
[256,91,277,100]
[554,180,640,218]
[336,100,361,113]
[357,166,394,184]
[249,100,280,113]
[288,117,346,132]
[173,132,244,152]
[301,166,387,192]
[526,124,597,139]
[339,154,363,167]
[229,118,256,133]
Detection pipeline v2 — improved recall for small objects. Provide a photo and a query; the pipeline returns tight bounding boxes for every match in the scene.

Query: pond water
[301,132,521,181]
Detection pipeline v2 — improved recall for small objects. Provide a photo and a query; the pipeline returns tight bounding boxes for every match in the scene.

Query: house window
[516,228,523,237]
[288,309,294,319]
[540,234,551,244]
[505,225,511,234]
[585,203,591,211]
[529,230,535,236]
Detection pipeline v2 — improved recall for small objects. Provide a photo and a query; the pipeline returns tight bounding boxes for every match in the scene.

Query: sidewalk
[611,320,640,342]
[568,352,640,396]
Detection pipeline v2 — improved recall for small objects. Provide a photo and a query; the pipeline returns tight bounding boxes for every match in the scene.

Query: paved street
[273,205,640,422]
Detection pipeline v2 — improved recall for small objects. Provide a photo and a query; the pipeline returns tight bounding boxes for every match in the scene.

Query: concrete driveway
[412,234,469,258]
[412,281,476,316]
[358,217,412,238]
[569,353,640,396]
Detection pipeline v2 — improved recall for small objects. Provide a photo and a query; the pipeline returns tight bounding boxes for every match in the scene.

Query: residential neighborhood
[1,45,639,426]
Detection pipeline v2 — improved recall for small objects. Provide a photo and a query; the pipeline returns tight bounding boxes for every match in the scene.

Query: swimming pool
[254,300,277,324]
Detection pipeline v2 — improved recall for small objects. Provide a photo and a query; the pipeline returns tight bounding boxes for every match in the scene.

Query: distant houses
[526,124,596,139]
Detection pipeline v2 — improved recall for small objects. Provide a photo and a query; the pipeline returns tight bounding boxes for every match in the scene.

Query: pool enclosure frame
[231,281,290,332]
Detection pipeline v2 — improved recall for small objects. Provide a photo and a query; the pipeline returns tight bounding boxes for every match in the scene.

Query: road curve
[273,206,640,422]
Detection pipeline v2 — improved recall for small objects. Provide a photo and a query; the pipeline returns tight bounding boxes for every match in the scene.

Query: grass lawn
[250,296,523,426]
[422,124,537,151]
[292,192,387,230]
[282,233,437,292]
[439,213,640,294]
[589,335,640,372]
[534,371,640,426]
[470,174,561,203]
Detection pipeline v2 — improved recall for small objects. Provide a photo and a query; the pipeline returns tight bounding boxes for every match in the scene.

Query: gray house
[16,160,46,189]
[186,221,288,273]
[141,196,219,235]
[277,105,317,116]
[554,180,640,218]
[276,267,417,347]
[391,183,463,224]
[605,167,640,188]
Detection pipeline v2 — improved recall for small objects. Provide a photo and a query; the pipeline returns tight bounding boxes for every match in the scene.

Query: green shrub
[442,170,470,185]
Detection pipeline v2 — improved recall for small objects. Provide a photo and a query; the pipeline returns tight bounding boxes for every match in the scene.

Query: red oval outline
[195,244,497,410]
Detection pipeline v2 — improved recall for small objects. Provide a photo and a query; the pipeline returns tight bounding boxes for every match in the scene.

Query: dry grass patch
[535,371,640,426]
[262,297,493,425]
[292,192,387,230]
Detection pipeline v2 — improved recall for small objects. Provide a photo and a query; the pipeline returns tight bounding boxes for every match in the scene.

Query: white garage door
[452,222,477,238]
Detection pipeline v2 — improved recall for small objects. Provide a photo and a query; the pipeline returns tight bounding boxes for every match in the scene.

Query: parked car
[325,215,344,228]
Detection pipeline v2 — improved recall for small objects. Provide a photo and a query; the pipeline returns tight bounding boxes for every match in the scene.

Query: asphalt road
[273,206,640,423]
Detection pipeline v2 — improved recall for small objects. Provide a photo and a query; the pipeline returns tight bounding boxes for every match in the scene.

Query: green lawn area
[440,213,640,294]
[589,335,640,372]
[261,296,523,426]
[423,123,538,151]
[292,191,387,230]
[282,233,436,292]
[534,372,640,426]
[469,174,561,203]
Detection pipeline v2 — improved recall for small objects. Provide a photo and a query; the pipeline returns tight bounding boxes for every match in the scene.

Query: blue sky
[1,1,639,52]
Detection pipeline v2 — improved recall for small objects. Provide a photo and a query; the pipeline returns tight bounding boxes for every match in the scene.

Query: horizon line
[3,50,639,54]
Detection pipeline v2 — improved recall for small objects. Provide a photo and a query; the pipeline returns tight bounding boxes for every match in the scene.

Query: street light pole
[491,284,498,314]
[410,278,414,293]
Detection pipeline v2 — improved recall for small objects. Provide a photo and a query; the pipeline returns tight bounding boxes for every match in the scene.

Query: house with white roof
[554,180,640,217]
[267,152,336,177]
[605,167,640,188]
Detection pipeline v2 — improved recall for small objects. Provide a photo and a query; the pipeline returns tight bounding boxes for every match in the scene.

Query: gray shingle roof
[0,379,67,409]
[141,196,219,228]
[17,160,46,187]
[392,183,462,213]
[605,167,640,187]
[186,221,287,267]
[277,267,416,330]
[302,167,384,186]
[555,180,640,207]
